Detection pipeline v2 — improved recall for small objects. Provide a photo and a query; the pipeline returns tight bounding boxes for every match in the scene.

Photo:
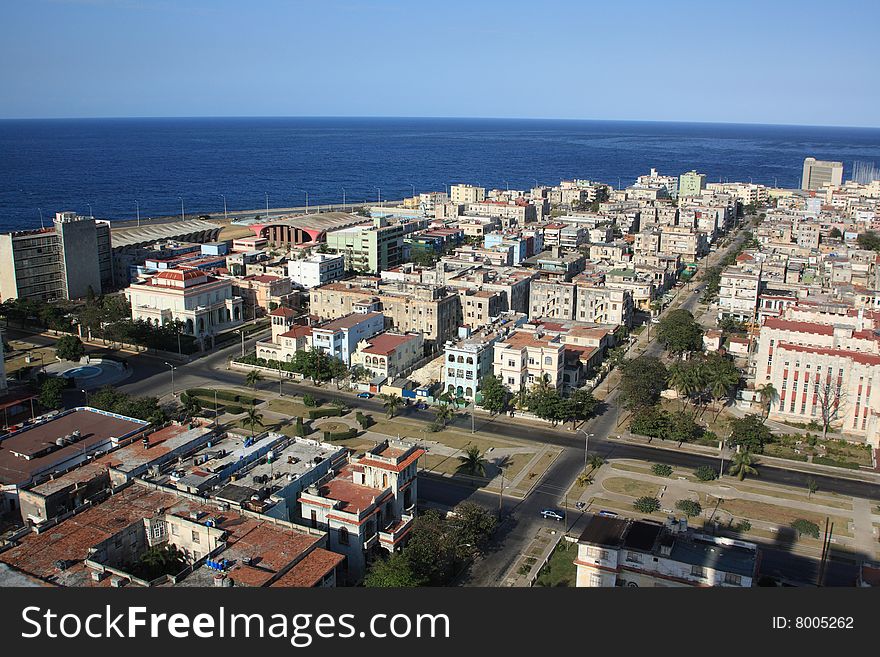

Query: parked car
[414,401,428,410]
[540,508,564,521]
[598,510,618,518]
[356,392,373,399]
[650,317,661,324]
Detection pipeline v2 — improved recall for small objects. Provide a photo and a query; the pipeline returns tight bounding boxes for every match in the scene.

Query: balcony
[363,533,379,550]
[378,514,414,551]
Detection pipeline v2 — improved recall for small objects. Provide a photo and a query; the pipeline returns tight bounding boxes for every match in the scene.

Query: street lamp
[376,187,381,204]
[301,190,309,213]
[81,389,89,406]
[341,187,346,212]
[221,194,227,221]
[87,202,93,218]
[135,200,140,227]
[164,362,176,397]
[409,183,416,198]
[239,328,246,358]
[579,429,595,473]
[212,389,218,428]
[178,197,184,222]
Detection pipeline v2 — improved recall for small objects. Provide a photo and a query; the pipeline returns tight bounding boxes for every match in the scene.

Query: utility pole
[498,467,504,519]
[240,329,245,358]
[470,400,475,434]
[213,389,218,428]
[278,362,284,397]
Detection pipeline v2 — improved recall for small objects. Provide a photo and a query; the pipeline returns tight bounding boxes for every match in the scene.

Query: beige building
[309,277,460,347]
[351,332,424,380]
[802,157,844,191]
[449,184,486,205]
[492,329,564,392]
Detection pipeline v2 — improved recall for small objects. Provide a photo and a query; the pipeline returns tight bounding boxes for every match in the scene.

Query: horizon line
[1,114,879,131]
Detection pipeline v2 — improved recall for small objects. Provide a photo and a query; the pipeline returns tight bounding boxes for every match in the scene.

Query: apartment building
[0,212,111,301]
[325,218,405,273]
[351,331,424,380]
[124,268,244,346]
[492,329,564,392]
[299,440,424,583]
[288,252,345,288]
[450,184,486,205]
[233,274,292,318]
[310,277,460,346]
[529,279,632,326]
[718,265,762,321]
[310,311,385,366]
[802,157,844,191]
[575,515,758,588]
[678,170,707,198]
[659,226,708,261]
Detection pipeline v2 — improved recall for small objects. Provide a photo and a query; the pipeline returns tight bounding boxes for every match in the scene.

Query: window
[310,510,318,529]
[690,565,705,578]
[338,526,350,546]
[191,530,200,544]
[626,551,642,564]
[724,573,741,586]
[544,356,552,365]
[170,524,179,536]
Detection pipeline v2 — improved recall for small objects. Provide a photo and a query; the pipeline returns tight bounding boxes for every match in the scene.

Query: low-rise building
[574,515,759,588]
[310,311,386,366]
[493,329,564,392]
[351,332,424,381]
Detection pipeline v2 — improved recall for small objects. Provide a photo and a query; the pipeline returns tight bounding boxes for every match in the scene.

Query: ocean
[1,116,880,232]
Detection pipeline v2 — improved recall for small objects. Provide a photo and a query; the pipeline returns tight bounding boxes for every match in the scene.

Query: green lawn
[534,541,578,587]
[602,476,661,499]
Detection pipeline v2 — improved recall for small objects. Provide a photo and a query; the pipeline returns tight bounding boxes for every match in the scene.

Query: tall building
[801,157,844,190]
[325,218,404,273]
[678,170,707,198]
[449,184,486,205]
[0,212,111,301]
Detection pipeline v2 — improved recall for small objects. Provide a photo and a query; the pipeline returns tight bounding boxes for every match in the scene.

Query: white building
[124,268,243,346]
[310,311,385,366]
[575,515,758,588]
[288,252,345,289]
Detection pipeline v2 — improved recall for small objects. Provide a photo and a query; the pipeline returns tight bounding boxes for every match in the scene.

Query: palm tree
[456,446,488,477]
[435,404,456,427]
[588,454,605,472]
[756,383,778,419]
[728,451,759,481]
[244,405,264,438]
[437,391,455,407]
[179,392,202,420]
[382,393,402,418]
[707,366,738,421]
[245,369,263,390]
[575,471,593,488]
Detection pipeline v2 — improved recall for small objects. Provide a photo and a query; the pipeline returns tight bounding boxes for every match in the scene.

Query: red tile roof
[359,333,417,356]
[270,549,345,587]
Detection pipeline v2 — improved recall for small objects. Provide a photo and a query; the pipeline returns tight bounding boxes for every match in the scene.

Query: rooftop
[0,409,148,486]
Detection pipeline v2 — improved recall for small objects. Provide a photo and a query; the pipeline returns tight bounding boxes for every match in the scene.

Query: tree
[704,354,739,420]
[619,356,668,411]
[856,231,880,251]
[448,502,497,556]
[728,451,759,481]
[435,404,456,427]
[633,496,661,513]
[675,499,702,518]
[349,364,369,383]
[245,369,263,390]
[665,410,700,445]
[364,552,424,587]
[303,394,318,407]
[55,335,85,362]
[405,510,456,585]
[790,519,820,539]
[829,227,842,239]
[630,405,668,441]
[657,309,704,356]
[815,379,846,440]
[667,360,707,414]
[244,405,264,437]
[456,446,489,478]
[588,454,605,472]
[567,388,598,428]
[727,414,772,453]
[694,465,718,481]
[478,375,509,415]
[39,377,67,410]
[651,463,673,477]
[381,393,402,418]
[179,392,203,419]
[807,478,818,499]
[755,382,778,419]
[525,385,568,425]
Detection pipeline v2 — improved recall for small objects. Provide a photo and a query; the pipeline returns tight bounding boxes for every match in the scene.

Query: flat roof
[102,423,213,474]
[578,515,630,547]
[0,409,148,486]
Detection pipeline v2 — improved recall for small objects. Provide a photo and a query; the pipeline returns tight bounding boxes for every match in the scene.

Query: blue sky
[2,0,878,126]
